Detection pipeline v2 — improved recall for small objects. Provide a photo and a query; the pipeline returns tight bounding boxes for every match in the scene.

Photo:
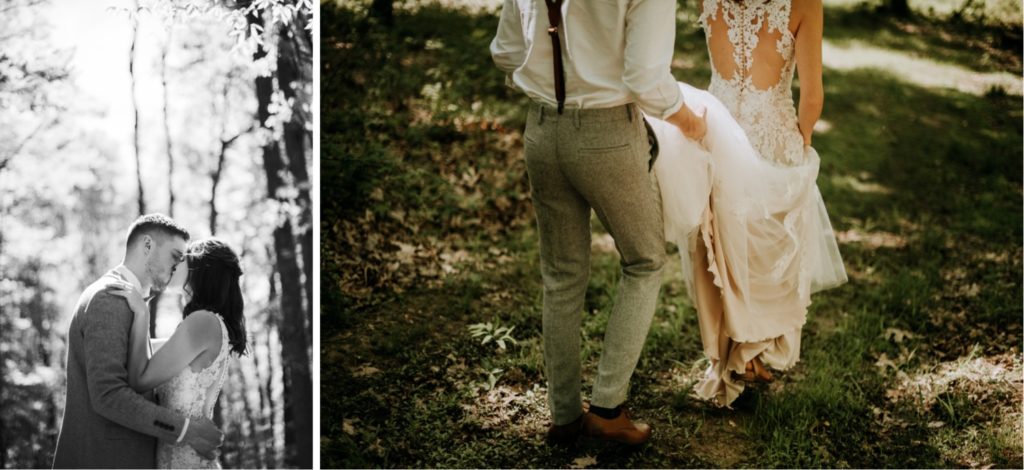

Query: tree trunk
[128,1,157,338]
[371,0,394,25]
[886,0,911,16]
[210,122,251,236]
[250,11,313,469]
[0,374,6,470]
[130,1,145,218]
[262,160,312,470]
[277,20,313,347]
[264,265,280,467]
[210,148,224,236]
[251,339,269,469]
[161,32,174,218]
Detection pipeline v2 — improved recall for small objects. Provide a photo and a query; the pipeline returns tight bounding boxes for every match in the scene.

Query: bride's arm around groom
[109,282,223,393]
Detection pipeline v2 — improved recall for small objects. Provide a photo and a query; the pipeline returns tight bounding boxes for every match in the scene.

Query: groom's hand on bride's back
[182,416,224,460]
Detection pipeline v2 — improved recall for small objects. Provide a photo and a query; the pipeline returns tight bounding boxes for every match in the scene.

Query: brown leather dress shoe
[582,407,652,445]
[546,415,583,447]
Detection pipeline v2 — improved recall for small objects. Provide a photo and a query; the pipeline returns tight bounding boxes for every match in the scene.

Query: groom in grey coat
[52,214,223,469]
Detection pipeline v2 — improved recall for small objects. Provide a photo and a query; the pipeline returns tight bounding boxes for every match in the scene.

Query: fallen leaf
[927,421,945,428]
[353,365,381,377]
[570,455,598,469]
[875,353,896,370]
[883,328,915,343]
[342,419,357,435]
[393,242,417,263]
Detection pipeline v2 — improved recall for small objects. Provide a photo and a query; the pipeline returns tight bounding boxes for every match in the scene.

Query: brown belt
[544,0,566,114]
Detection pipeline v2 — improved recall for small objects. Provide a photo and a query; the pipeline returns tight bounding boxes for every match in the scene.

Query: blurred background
[321,0,1021,468]
[0,0,313,468]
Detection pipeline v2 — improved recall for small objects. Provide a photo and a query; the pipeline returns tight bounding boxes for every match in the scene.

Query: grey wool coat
[52,269,186,469]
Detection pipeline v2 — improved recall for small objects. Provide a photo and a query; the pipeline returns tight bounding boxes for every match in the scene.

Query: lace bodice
[156,312,231,469]
[700,0,805,164]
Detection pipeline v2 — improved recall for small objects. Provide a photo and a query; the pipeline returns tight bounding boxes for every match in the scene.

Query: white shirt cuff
[659,87,686,120]
[176,417,190,443]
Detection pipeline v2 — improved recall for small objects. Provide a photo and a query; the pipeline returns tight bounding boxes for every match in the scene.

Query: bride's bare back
[699,0,824,158]
[703,0,798,90]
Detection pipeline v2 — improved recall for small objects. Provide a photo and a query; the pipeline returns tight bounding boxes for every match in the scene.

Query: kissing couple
[52,214,249,469]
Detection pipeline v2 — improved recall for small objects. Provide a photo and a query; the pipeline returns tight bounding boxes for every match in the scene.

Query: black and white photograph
[0,0,314,468]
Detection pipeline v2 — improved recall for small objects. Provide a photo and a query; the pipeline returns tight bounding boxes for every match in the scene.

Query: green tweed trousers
[523,102,666,426]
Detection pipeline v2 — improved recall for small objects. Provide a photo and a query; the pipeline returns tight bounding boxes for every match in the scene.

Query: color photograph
[321,0,1022,468]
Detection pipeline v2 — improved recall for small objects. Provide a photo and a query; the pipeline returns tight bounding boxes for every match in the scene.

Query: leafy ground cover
[321,1,1023,467]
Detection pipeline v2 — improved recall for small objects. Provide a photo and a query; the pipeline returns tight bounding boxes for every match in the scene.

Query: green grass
[321,1,1022,467]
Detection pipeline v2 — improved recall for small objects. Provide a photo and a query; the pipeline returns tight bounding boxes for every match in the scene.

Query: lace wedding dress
[648,0,847,406]
[156,313,231,468]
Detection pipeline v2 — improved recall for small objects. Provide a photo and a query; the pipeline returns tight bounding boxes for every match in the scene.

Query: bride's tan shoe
[733,356,774,383]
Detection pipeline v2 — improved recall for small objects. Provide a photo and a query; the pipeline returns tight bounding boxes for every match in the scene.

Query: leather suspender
[544,0,566,114]
[540,0,659,168]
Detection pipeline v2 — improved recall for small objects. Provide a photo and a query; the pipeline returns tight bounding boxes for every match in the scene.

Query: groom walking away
[490,0,706,446]
[52,214,223,469]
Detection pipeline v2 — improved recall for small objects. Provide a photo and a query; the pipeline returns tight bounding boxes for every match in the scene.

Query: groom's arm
[81,290,186,442]
[490,0,526,82]
[626,1,706,140]
[623,0,684,119]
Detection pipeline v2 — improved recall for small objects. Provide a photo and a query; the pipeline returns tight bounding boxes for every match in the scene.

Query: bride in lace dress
[647,0,847,407]
[109,238,247,468]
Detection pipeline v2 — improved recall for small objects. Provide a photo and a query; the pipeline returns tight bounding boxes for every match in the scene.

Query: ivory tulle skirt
[648,83,847,407]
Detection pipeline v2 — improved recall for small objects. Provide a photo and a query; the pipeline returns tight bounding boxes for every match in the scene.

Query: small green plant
[479,367,504,391]
[468,321,518,351]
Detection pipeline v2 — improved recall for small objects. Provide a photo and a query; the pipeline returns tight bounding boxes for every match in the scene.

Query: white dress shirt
[490,0,684,119]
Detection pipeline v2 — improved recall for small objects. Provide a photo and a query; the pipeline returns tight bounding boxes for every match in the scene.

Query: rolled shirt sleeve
[623,0,684,119]
[490,0,526,74]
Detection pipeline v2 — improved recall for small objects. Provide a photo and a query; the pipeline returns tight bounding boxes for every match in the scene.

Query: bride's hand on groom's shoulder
[106,283,147,315]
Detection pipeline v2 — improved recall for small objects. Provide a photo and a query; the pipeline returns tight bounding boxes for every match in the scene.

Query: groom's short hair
[126,213,190,248]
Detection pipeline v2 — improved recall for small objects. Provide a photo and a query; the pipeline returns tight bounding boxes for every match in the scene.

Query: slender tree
[210,122,251,236]
[161,31,175,218]
[129,1,145,217]
[371,0,393,25]
[277,18,314,345]
[248,9,313,468]
[127,1,160,338]
[886,0,911,17]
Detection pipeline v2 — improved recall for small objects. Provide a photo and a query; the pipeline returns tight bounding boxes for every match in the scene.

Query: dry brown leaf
[569,455,598,469]
[353,365,381,377]
[875,353,896,370]
[342,419,357,436]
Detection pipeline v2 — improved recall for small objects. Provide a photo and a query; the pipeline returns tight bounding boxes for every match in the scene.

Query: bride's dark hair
[182,238,248,356]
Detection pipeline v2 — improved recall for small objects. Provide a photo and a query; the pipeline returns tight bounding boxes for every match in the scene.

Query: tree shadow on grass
[321,2,1021,468]
[823,4,1022,75]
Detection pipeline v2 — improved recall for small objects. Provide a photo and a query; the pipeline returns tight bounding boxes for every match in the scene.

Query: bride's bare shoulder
[790,0,823,30]
[791,0,823,18]
[182,310,222,344]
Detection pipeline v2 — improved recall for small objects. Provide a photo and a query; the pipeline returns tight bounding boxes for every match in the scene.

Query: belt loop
[573,108,581,129]
[538,105,545,125]
[626,104,633,122]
